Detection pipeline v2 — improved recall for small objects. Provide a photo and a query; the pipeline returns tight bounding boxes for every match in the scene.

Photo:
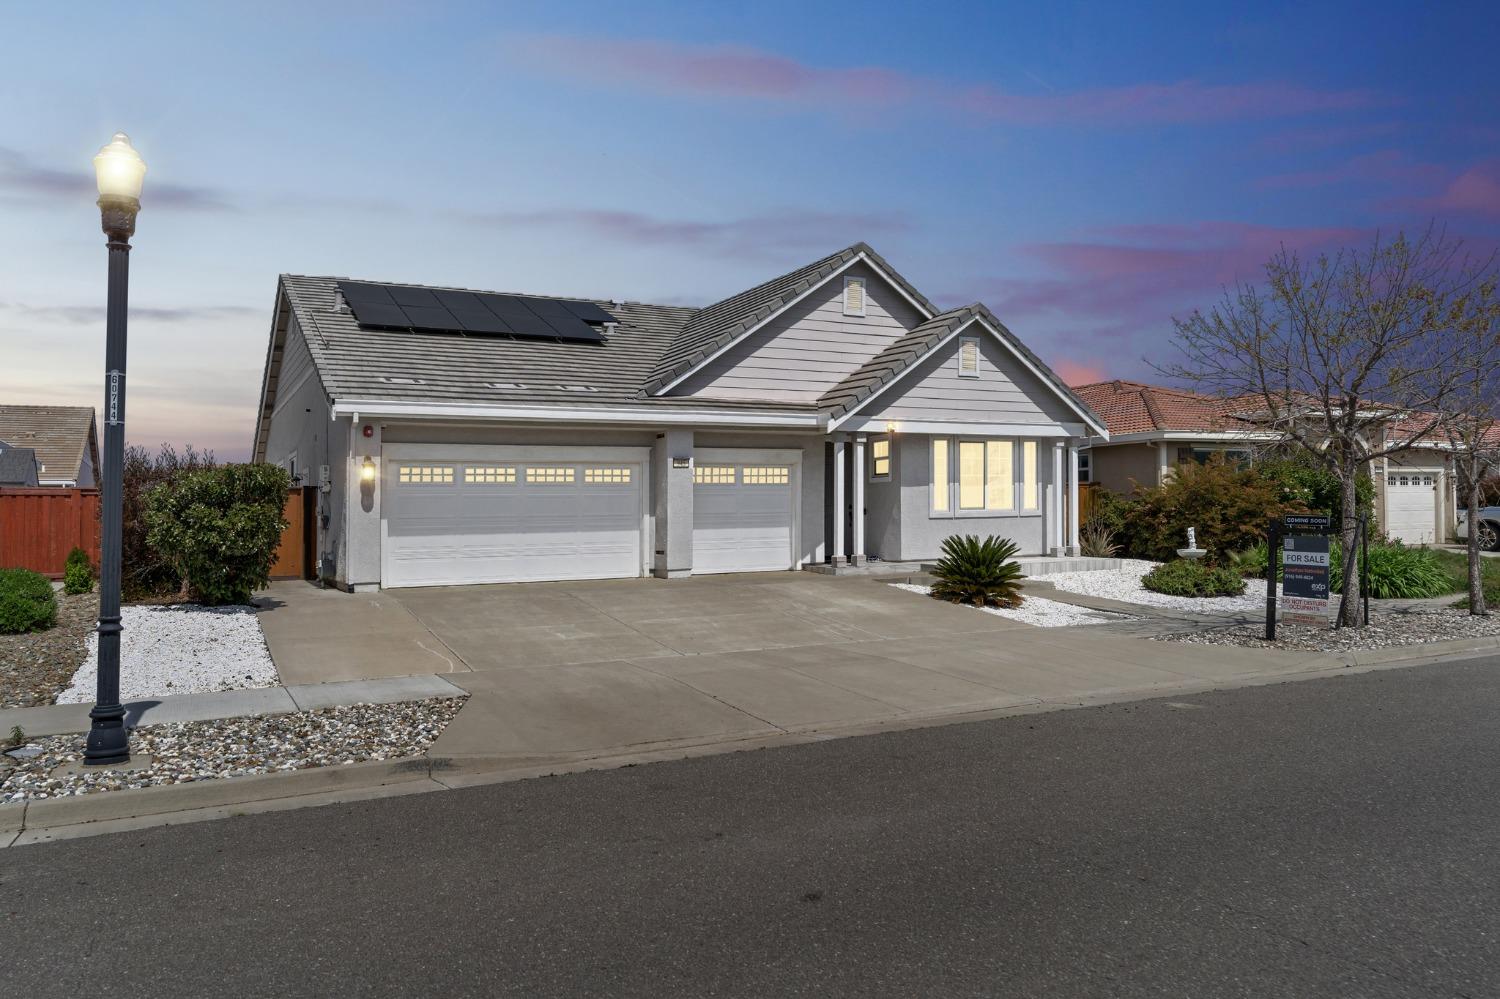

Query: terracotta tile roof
[0,405,97,484]
[1071,380,1258,437]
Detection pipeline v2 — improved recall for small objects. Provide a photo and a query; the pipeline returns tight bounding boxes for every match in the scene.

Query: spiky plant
[930,535,1025,608]
[1078,516,1121,558]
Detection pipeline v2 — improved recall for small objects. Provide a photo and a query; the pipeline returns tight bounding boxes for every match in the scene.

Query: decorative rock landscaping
[0,592,97,708]
[1045,559,1270,614]
[56,603,279,703]
[0,697,465,803]
[1156,608,1500,653]
[890,583,1133,627]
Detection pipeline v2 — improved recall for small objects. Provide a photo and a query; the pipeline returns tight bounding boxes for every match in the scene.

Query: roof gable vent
[843,276,866,317]
[958,337,980,377]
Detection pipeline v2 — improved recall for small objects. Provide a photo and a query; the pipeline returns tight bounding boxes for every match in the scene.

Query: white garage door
[1386,471,1438,545]
[692,458,796,574]
[383,455,645,587]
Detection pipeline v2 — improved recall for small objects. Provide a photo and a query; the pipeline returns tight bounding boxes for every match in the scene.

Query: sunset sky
[3,1,1498,460]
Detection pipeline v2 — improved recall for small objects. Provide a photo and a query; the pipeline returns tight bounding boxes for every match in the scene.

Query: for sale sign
[1281,534,1331,626]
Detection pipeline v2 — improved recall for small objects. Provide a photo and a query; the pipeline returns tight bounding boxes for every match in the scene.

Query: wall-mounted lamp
[361,457,376,483]
[885,420,900,434]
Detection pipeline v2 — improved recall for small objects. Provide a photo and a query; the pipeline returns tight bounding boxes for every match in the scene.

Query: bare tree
[1163,228,1497,626]
[1439,310,1500,615]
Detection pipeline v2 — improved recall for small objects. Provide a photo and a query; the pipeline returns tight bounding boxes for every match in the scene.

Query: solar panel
[337,281,610,343]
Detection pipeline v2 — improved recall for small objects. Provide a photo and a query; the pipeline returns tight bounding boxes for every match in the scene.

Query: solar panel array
[337,281,615,343]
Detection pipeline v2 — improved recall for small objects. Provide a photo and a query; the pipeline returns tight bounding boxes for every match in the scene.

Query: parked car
[1457,506,1500,551]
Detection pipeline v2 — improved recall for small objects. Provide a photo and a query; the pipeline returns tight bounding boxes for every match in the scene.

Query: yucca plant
[930,535,1025,608]
[1078,516,1120,558]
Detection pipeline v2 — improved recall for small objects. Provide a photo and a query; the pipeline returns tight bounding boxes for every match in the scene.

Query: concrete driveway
[257,573,1318,765]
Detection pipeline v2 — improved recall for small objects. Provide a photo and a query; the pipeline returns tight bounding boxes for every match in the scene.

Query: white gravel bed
[1156,609,1500,653]
[0,697,465,803]
[57,604,278,704]
[889,583,1133,627]
[1042,559,1272,614]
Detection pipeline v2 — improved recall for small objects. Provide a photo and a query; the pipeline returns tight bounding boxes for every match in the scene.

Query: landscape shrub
[1141,559,1247,598]
[1078,515,1121,558]
[0,568,58,633]
[1328,541,1452,600]
[63,546,95,595]
[1257,450,1375,527]
[930,535,1025,608]
[144,463,290,605]
[1115,457,1304,562]
[123,443,217,599]
[1226,543,1271,578]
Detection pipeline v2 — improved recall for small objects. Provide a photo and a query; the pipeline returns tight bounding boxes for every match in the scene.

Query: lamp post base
[83,703,130,766]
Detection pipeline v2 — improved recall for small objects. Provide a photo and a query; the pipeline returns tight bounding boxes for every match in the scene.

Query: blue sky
[3,1,1498,458]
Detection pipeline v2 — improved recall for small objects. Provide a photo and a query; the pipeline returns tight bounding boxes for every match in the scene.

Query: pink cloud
[1052,359,1109,386]
[1428,160,1500,217]
[1254,150,1447,191]
[506,35,1385,126]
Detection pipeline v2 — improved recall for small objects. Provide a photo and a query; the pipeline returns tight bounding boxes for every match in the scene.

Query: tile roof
[1071,381,1259,437]
[640,242,938,395]
[0,446,39,486]
[818,303,1106,433]
[0,405,97,483]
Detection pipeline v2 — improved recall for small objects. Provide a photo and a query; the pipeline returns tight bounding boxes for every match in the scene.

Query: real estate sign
[1281,534,1331,626]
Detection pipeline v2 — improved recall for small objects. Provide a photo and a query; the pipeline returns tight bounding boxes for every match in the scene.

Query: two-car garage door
[383,449,646,587]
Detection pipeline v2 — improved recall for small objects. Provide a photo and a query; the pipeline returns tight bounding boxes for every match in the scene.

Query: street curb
[6,642,1498,848]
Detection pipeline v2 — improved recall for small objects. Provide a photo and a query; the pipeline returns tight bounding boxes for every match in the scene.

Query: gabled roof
[0,446,40,486]
[0,405,97,483]
[1072,381,1264,438]
[819,303,1107,435]
[641,242,938,396]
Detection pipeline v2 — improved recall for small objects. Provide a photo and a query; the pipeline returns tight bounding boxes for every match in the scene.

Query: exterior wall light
[361,457,377,483]
[885,420,900,434]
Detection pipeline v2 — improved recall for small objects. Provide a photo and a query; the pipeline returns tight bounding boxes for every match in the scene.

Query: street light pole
[84,133,146,767]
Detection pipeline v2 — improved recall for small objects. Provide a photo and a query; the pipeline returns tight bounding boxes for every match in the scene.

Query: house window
[1021,441,1038,510]
[957,337,980,378]
[694,465,736,485]
[1078,450,1092,483]
[743,466,789,485]
[464,465,516,484]
[285,452,298,484]
[843,276,866,317]
[986,440,1014,510]
[957,441,986,509]
[931,439,949,513]
[869,437,891,480]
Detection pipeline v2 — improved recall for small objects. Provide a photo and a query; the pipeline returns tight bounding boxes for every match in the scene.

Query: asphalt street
[5,655,1500,998]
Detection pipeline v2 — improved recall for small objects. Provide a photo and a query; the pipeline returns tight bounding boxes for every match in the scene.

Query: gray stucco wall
[673,262,925,403]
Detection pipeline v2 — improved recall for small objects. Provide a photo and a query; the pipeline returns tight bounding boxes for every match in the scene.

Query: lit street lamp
[84,132,146,766]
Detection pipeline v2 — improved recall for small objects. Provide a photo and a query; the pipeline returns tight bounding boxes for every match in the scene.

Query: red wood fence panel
[0,487,101,578]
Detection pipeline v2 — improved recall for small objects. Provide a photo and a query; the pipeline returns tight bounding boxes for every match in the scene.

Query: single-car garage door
[383,451,646,587]
[692,453,797,574]
[1385,470,1438,545]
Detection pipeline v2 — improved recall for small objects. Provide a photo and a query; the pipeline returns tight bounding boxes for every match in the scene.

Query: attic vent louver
[958,337,979,377]
[843,276,866,317]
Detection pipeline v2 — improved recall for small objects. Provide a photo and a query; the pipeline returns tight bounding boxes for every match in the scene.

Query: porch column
[1067,443,1081,555]
[652,429,694,578]
[851,433,867,565]
[1051,442,1065,555]
[830,436,846,565]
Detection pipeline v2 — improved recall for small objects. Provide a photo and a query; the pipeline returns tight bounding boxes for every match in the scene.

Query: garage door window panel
[694,465,736,485]
[464,465,516,484]
[526,466,576,484]
[399,465,455,484]
[584,467,632,484]
[743,466,790,485]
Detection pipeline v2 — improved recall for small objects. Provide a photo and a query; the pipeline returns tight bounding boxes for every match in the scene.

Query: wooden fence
[0,487,101,578]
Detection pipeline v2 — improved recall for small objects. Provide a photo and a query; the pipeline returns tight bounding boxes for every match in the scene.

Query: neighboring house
[253,243,1107,591]
[0,406,99,487]
[0,444,41,486]
[1074,381,1279,492]
[1078,380,1460,547]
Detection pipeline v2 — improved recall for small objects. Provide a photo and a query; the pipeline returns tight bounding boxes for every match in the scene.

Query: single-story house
[0,444,41,486]
[252,243,1107,590]
[1076,380,1460,546]
[0,405,99,487]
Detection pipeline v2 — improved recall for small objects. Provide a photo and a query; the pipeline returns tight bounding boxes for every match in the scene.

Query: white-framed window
[285,451,298,484]
[464,465,517,484]
[957,337,980,378]
[843,276,867,317]
[742,466,790,485]
[930,439,1032,516]
[1021,441,1038,510]
[694,465,736,485]
[398,465,455,484]
[869,436,891,481]
[1078,449,1092,483]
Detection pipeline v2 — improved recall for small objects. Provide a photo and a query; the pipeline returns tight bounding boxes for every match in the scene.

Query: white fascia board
[836,416,1088,439]
[329,398,825,429]
[1093,430,1283,446]
[828,315,1109,438]
[652,251,935,396]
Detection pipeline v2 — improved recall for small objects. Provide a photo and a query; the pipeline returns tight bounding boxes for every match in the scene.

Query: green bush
[1257,450,1375,527]
[1141,559,1247,598]
[1115,457,1305,562]
[63,546,95,595]
[144,463,290,605]
[930,535,1025,608]
[0,568,58,633]
[1328,541,1452,600]
[122,443,217,600]
[1226,543,1271,578]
